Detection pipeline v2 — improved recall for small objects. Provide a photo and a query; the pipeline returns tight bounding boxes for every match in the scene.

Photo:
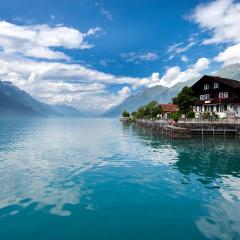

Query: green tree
[172,86,198,114]
[122,110,130,117]
[136,106,145,119]
[131,111,137,118]
[134,100,163,119]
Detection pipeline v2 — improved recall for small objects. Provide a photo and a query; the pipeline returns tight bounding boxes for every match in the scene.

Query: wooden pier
[134,119,240,139]
[176,122,240,137]
[135,120,191,139]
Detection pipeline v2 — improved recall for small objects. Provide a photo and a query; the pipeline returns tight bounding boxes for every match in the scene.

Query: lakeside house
[192,75,240,119]
[160,104,178,119]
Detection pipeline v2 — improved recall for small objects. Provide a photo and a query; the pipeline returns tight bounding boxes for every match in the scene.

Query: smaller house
[160,104,178,119]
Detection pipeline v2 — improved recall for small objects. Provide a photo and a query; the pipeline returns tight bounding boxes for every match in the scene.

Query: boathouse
[192,75,240,119]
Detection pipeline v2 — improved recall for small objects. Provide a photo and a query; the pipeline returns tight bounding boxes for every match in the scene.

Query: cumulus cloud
[191,0,240,66]
[133,72,160,89]
[121,51,159,63]
[191,0,240,45]
[133,57,210,89]
[193,57,210,71]
[156,57,210,87]
[0,20,101,60]
[214,43,240,66]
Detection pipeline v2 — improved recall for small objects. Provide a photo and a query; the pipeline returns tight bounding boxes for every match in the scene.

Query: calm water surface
[0,118,240,240]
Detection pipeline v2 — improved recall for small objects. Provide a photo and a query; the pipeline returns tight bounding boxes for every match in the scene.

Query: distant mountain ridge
[52,104,84,117]
[103,63,240,117]
[0,81,83,117]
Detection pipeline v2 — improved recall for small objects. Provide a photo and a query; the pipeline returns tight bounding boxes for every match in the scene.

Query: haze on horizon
[0,0,240,113]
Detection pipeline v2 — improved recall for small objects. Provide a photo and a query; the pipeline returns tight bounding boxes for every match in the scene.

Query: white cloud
[121,51,159,63]
[167,36,198,59]
[214,43,240,66]
[133,57,210,89]
[96,2,113,21]
[192,0,240,45]
[191,0,240,66]
[181,55,189,62]
[100,8,113,21]
[155,57,210,87]
[193,57,210,71]
[133,72,160,89]
[0,20,101,60]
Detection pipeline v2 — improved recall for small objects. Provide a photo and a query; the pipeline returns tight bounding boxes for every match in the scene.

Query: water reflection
[130,123,240,240]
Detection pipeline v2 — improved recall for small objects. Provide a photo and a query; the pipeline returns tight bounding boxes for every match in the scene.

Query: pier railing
[178,118,240,124]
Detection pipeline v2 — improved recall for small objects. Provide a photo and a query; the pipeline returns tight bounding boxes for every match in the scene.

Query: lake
[0,118,239,240]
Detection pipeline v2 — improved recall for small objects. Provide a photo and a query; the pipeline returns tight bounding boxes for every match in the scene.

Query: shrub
[202,112,211,120]
[170,112,181,122]
[212,112,219,119]
[186,110,195,118]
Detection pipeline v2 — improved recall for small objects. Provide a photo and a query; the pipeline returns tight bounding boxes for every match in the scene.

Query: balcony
[197,97,240,105]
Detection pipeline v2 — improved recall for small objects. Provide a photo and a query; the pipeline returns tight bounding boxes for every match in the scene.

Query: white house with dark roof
[191,75,240,119]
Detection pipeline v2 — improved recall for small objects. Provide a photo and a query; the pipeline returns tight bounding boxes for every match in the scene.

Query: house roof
[192,75,240,90]
[160,104,178,112]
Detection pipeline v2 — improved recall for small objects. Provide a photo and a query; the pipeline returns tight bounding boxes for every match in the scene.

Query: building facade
[192,75,240,118]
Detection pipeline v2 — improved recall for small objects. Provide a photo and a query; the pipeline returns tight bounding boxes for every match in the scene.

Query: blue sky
[0,0,240,112]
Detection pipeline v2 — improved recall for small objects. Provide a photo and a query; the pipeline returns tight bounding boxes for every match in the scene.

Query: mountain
[103,63,240,117]
[0,81,60,116]
[0,81,83,117]
[102,85,167,117]
[52,104,84,117]
[215,63,240,80]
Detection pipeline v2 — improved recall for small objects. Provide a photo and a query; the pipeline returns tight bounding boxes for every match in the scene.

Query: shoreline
[128,119,240,139]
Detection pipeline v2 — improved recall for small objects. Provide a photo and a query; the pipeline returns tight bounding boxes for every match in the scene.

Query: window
[205,94,210,100]
[214,82,219,89]
[224,92,228,98]
[219,92,228,99]
[204,84,209,90]
[200,95,205,100]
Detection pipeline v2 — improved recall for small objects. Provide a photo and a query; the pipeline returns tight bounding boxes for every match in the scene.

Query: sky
[0,0,240,113]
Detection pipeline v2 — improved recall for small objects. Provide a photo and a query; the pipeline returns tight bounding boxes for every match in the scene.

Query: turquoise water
[0,118,240,240]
